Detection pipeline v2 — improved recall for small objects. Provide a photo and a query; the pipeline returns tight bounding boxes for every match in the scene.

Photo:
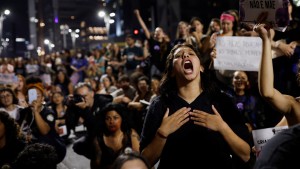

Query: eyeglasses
[0,94,12,99]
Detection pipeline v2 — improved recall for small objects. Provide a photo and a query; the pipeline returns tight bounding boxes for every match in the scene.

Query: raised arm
[256,24,294,114]
[134,9,151,39]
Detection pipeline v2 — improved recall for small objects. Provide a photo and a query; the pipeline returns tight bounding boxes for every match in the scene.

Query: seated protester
[111,148,151,169]
[111,75,136,105]
[13,143,58,169]
[0,111,26,169]
[90,103,140,169]
[18,76,66,164]
[128,75,154,134]
[98,75,118,95]
[0,87,24,123]
[47,91,69,142]
[65,82,113,159]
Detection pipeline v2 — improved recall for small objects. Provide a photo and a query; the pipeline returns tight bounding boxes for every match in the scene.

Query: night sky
[0,0,29,40]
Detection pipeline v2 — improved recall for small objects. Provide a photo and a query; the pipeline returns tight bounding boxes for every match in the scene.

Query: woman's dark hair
[159,43,217,99]
[13,143,58,169]
[206,18,221,36]
[136,75,150,94]
[0,87,19,106]
[54,69,71,85]
[189,16,203,26]
[99,103,131,135]
[111,151,151,169]
[49,91,66,107]
[0,111,22,144]
[102,75,114,85]
[25,76,43,85]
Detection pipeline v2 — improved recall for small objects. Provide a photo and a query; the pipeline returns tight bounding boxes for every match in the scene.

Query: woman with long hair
[0,87,24,122]
[90,103,140,169]
[140,43,252,169]
[0,110,26,168]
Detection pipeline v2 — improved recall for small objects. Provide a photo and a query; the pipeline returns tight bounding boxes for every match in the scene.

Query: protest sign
[214,36,262,71]
[252,125,288,156]
[239,0,289,31]
[0,73,18,84]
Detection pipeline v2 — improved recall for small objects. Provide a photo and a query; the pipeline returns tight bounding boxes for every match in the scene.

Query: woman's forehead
[174,46,194,55]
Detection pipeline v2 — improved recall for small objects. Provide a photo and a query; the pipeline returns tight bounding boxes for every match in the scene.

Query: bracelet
[156,130,168,139]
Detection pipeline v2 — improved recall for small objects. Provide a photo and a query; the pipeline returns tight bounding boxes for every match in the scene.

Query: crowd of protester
[0,3,300,169]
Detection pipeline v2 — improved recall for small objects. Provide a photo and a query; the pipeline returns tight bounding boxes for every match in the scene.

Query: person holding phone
[18,76,66,164]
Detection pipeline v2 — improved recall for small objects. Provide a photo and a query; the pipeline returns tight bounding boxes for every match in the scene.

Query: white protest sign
[0,73,18,84]
[239,0,289,31]
[40,74,52,86]
[214,36,262,71]
[252,125,288,156]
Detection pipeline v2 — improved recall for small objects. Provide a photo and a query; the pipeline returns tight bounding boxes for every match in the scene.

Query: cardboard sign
[239,0,289,31]
[214,36,262,71]
[252,125,288,156]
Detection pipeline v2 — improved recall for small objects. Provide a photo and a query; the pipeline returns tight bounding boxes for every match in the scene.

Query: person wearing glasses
[65,82,113,159]
[0,87,23,122]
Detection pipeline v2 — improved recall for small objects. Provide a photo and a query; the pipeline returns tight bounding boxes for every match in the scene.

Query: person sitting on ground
[111,148,151,169]
[12,143,58,169]
[0,111,26,169]
[0,88,24,123]
[18,76,66,164]
[90,103,140,169]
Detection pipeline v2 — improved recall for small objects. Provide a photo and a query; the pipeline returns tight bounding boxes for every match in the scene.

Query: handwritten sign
[252,125,288,156]
[214,36,262,71]
[239,0,289,31]
[0,73,18,84]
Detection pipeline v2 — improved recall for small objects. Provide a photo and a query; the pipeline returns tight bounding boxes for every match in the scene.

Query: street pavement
[57,135,90,169]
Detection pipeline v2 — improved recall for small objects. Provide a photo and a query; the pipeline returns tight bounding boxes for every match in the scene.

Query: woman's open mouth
[183,60,193,73]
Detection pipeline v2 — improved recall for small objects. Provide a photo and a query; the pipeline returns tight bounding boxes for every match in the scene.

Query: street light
[44,39,54,53]
[0,9,10,56]
[4,10,10,16]
[68,29,79,49]
[98,10,114,35]
[60,24,69,49]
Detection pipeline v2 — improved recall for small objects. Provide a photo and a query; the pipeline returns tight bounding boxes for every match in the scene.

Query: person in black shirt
[0,111,26,169]
[134,9,172,76]
[19,76,66,164]
[140,43,252,169]
[65,82,113,159]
